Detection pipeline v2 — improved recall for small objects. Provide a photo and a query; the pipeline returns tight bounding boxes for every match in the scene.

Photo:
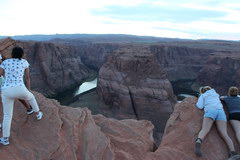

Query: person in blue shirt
[195,86,237,157]
[221,86,240,146]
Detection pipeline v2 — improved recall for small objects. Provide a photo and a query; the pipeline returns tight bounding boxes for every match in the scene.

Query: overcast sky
[0,0,240,40]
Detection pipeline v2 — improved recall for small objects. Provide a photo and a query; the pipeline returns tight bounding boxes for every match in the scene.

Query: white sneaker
[0,137,9,146]
[36,112,43,120]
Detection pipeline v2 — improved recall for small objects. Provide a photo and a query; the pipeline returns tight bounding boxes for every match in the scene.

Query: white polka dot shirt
[0,58,29,89]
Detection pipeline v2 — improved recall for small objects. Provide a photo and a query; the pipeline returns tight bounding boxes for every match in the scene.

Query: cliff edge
[0,92,154,160]
[146,97,240,160]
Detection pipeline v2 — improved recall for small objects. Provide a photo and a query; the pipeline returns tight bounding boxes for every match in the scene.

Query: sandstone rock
[0,37,17,58]
[97,45,177,136]
[93,115,154,160]
[0,91,238,160]
[146,97,240,160]
[0,92,154,160]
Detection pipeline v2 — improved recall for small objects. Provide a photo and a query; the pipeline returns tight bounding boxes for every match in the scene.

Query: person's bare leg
[216,120,235,152]
[195,117,214,157]
[198,117,214,140]
[230,120,240,144]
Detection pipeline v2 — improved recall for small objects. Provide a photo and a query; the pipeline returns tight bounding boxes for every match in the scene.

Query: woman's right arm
[24,68,31,91]
[196,95,204,109]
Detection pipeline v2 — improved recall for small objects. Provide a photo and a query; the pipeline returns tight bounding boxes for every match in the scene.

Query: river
[74,78,97,96]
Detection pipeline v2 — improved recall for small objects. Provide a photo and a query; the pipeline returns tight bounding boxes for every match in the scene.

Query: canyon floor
[68,89,112,116]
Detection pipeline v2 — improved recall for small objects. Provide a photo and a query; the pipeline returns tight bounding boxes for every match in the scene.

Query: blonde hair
[199,86,212,94]
[228,86,239,96]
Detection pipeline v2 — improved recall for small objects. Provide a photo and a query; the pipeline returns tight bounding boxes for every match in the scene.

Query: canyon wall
[2,37,239,97]
[77,43,120,70]
[150,45,214,81]
[196,52,240,95]
[22,42,90,96]
[97,45,177,135]
[0,38,91,97]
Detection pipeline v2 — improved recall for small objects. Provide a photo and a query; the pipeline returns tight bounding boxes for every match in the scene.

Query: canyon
[2,37,240,97]
[1,35,240,159]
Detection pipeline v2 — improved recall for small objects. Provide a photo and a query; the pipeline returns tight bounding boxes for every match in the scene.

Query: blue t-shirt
[222,96,240,114]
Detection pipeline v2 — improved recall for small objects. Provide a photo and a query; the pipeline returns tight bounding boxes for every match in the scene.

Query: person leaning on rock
[220,87,240,148]
[0,47,43,146]
[195,86,238,158]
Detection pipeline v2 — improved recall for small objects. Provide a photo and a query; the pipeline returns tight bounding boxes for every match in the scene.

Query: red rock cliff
[0,92,239,159]
[97,45,177,136]
[146,97,240,160]
[0,92,154,160]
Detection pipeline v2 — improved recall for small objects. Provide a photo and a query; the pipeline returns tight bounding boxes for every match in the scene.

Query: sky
[0,0,240,40]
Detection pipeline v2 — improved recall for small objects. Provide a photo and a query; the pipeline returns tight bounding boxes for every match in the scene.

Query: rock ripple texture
[0,92,154,160]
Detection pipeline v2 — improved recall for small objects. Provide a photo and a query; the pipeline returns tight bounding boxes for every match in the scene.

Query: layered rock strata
[150,45,214,81]
[97,45,177,134]
[0,38,17,56]
[78,43,120,70]
[196,52,240,95]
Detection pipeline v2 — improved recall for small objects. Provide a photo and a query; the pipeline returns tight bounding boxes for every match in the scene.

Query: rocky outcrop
[146,97,240,160]
[97,45,176,136]
[0,92,154,160]
[196,52,240,95]
[0,38,91,97]
[0,38,17,56]
[1,91,239,159]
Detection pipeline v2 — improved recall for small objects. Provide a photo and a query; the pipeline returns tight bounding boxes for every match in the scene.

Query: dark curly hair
[12,46,24,60]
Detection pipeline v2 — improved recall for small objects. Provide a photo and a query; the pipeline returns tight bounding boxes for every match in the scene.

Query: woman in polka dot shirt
[0,47,43,146]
